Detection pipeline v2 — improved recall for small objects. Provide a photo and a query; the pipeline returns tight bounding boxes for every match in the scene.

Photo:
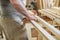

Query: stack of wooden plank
[25,16,60,40]
[53,0,60,7]
[38,7,60,25]
[25,11,60,40]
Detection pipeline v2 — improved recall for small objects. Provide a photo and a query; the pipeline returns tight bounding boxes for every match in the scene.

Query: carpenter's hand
[23,15,37,24]
[27,14,36,20]
[23,11,38,24]
[27,11,37,21]
[23,13,36,23]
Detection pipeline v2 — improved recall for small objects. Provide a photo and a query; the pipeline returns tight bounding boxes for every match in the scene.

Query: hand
[27,12,37,21]
[23,15,36,23]
[27,14,36,20]
[23,12,38,24]
[23,12,36,23]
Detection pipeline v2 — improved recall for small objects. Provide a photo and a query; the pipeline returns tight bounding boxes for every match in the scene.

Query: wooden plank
[35,16,60,40]
[25,23,33,40]
[40,0,43,9]
[39,0,43,9]
[28,10,60,39]
[38,10,55,20]
[25,22,56,40]
[54,0,59,7]
[42,0,44,8]
[28,11,60,40]
[36,0,43,9]
[43,9,60,25]
[42,9,60,19]
[38,9,60,25]
[31,20,56,40]
[43,0,48,9]
[49,9,60,16]
[45,9,60,17]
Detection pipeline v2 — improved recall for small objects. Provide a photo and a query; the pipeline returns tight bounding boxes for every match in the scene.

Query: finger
[23,17,30,24]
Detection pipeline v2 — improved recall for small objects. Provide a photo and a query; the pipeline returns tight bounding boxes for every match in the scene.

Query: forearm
[10,0,30,17]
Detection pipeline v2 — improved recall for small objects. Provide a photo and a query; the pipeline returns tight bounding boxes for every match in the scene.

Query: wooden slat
[25,21,56,40]
[35,16,60,40]
[38,9,60,25]
[43,0,48,9]
[29,11,60,39]
[31,20,56,40]
[45,9,60,18]
[25,23,34,40]
[43,9,60,25]
[38,10,55,19]
[42,9,60,19]
[54,0,59,7]
[49,9,60,16]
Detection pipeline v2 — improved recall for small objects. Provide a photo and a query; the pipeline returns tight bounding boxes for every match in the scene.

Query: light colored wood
[35,16,60,39]
[51,7,60,16]
[39,0,43,9]
[47,0,54,8]
[29,11,60,40]
[38,9,60,25]
[32,37,37,40]
[54,0,59,7]
[25,10,56,40]
[45,9,60,17]
[31,20,56,40]
[43,0,48,9]
[25,22,56,40]
[37,11,60,39]
[25,23,33,40]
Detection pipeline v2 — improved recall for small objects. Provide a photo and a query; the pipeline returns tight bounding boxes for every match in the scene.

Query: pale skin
[9,0,36,20]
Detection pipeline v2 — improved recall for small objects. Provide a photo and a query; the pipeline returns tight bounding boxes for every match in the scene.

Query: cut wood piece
[49,9,60,16]
[36,0,43,9]
[54,18,60,25]
[38,9,60,25]
[38,10,55,20]
[28,11,60,40]
[25,23,34,40]
[46,9,60,17]
[43,0,49,9]
[52,7,60,9]
[25,22,56,40]
[51,7,60,16]
[31,28,38,37]
[42,9,60,19]
[39,0,43,9]
[35,16,60,40]
[43,9,60,25]
[31,20,56,40]
[54,0,59,7]
[32,37,37,40]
